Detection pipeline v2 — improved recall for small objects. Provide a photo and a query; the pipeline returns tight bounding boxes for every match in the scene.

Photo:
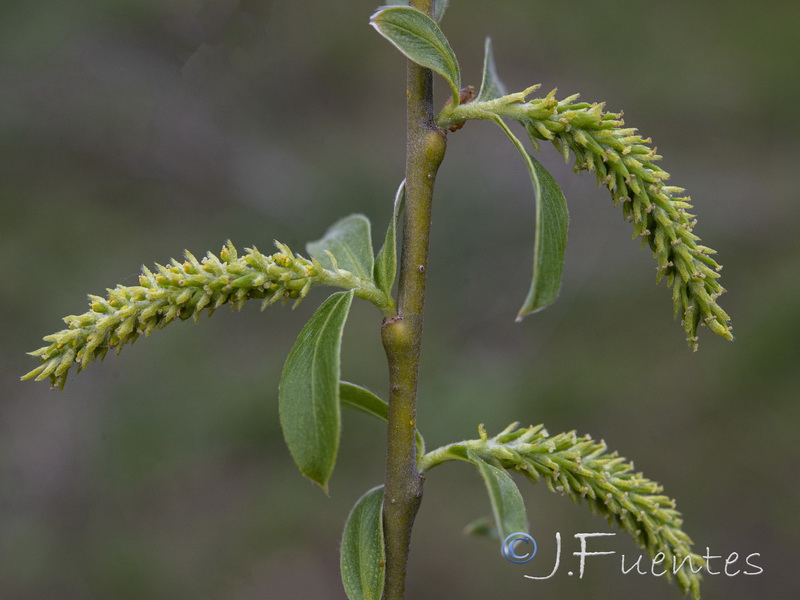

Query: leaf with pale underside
[382,1,449,22]
[340,485,385,600]
[467,450,528,541]
[279,290,354,491]
[488,116,569,318]
[515,153,569,318]
[476,37,507,102]
[307,215,374,281]
[434,0,449,22]
[370,6,461,104]
[463,515,500,541]
[373,181,405,299]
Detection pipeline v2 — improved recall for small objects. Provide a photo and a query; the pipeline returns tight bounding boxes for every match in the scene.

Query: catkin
[422,422,704,599]
[523,91,732,349]
[445,88,732,349]
[22,241,317,389]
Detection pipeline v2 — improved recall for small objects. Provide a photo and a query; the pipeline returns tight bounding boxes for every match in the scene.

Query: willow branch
[381,0,447,598]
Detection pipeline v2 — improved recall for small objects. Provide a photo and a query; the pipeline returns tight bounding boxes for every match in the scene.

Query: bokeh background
[2,1,798,598]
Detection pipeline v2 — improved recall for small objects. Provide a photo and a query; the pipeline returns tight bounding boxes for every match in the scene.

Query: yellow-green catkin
[445,88,733,349]
[502,424,704,599]
[22,241,317,389]
[520,90,731,349]
[424,423,704,599]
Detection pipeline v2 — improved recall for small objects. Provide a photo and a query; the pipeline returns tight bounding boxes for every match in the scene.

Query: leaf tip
[303,469,332,495]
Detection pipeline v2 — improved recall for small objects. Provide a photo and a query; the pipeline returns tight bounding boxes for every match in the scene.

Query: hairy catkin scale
[423,423,704,599]
[22,241,318,390]
[518,91,731,349]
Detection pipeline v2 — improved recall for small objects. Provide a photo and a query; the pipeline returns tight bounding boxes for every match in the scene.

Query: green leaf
[341,485,385,600]
[517,154,569,318]
[340,381,425,456]
[488,116,569,318]
[340,381,390,421]
[279,290,354,491]
[434,0,449,22]
[370,6,461,104]
[307,215,375,281]
[476,37,507,102]
[467,450,528,540]
[463,515,500,541]
[373,181,405,299]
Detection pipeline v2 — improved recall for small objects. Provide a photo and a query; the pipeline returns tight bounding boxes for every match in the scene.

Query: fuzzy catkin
[520,90,731,349]
[422,423,704,598]
[444,87,733,349]
[22,241,317,390]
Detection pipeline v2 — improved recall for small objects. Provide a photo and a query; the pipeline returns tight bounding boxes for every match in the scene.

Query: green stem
[381,1,446,598]
[316,268,395,317]
[436,85,543,129]
[418,442,479,473]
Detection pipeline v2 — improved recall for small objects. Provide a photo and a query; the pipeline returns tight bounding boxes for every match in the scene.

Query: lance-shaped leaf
[307,215,375,282]
[341,485,385,600]
[373,181,405,299]
[463,515,500,541]
[370,6,461,104]
[467,449,528,540]
[516,154,569,318]
[488,116,569,318]
[434,0,449,22]
[279,290,354,491]
[340,381,425,457]
[476,37,507,102]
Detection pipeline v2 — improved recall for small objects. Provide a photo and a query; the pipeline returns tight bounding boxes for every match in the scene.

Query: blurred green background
[3,0,798,598]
